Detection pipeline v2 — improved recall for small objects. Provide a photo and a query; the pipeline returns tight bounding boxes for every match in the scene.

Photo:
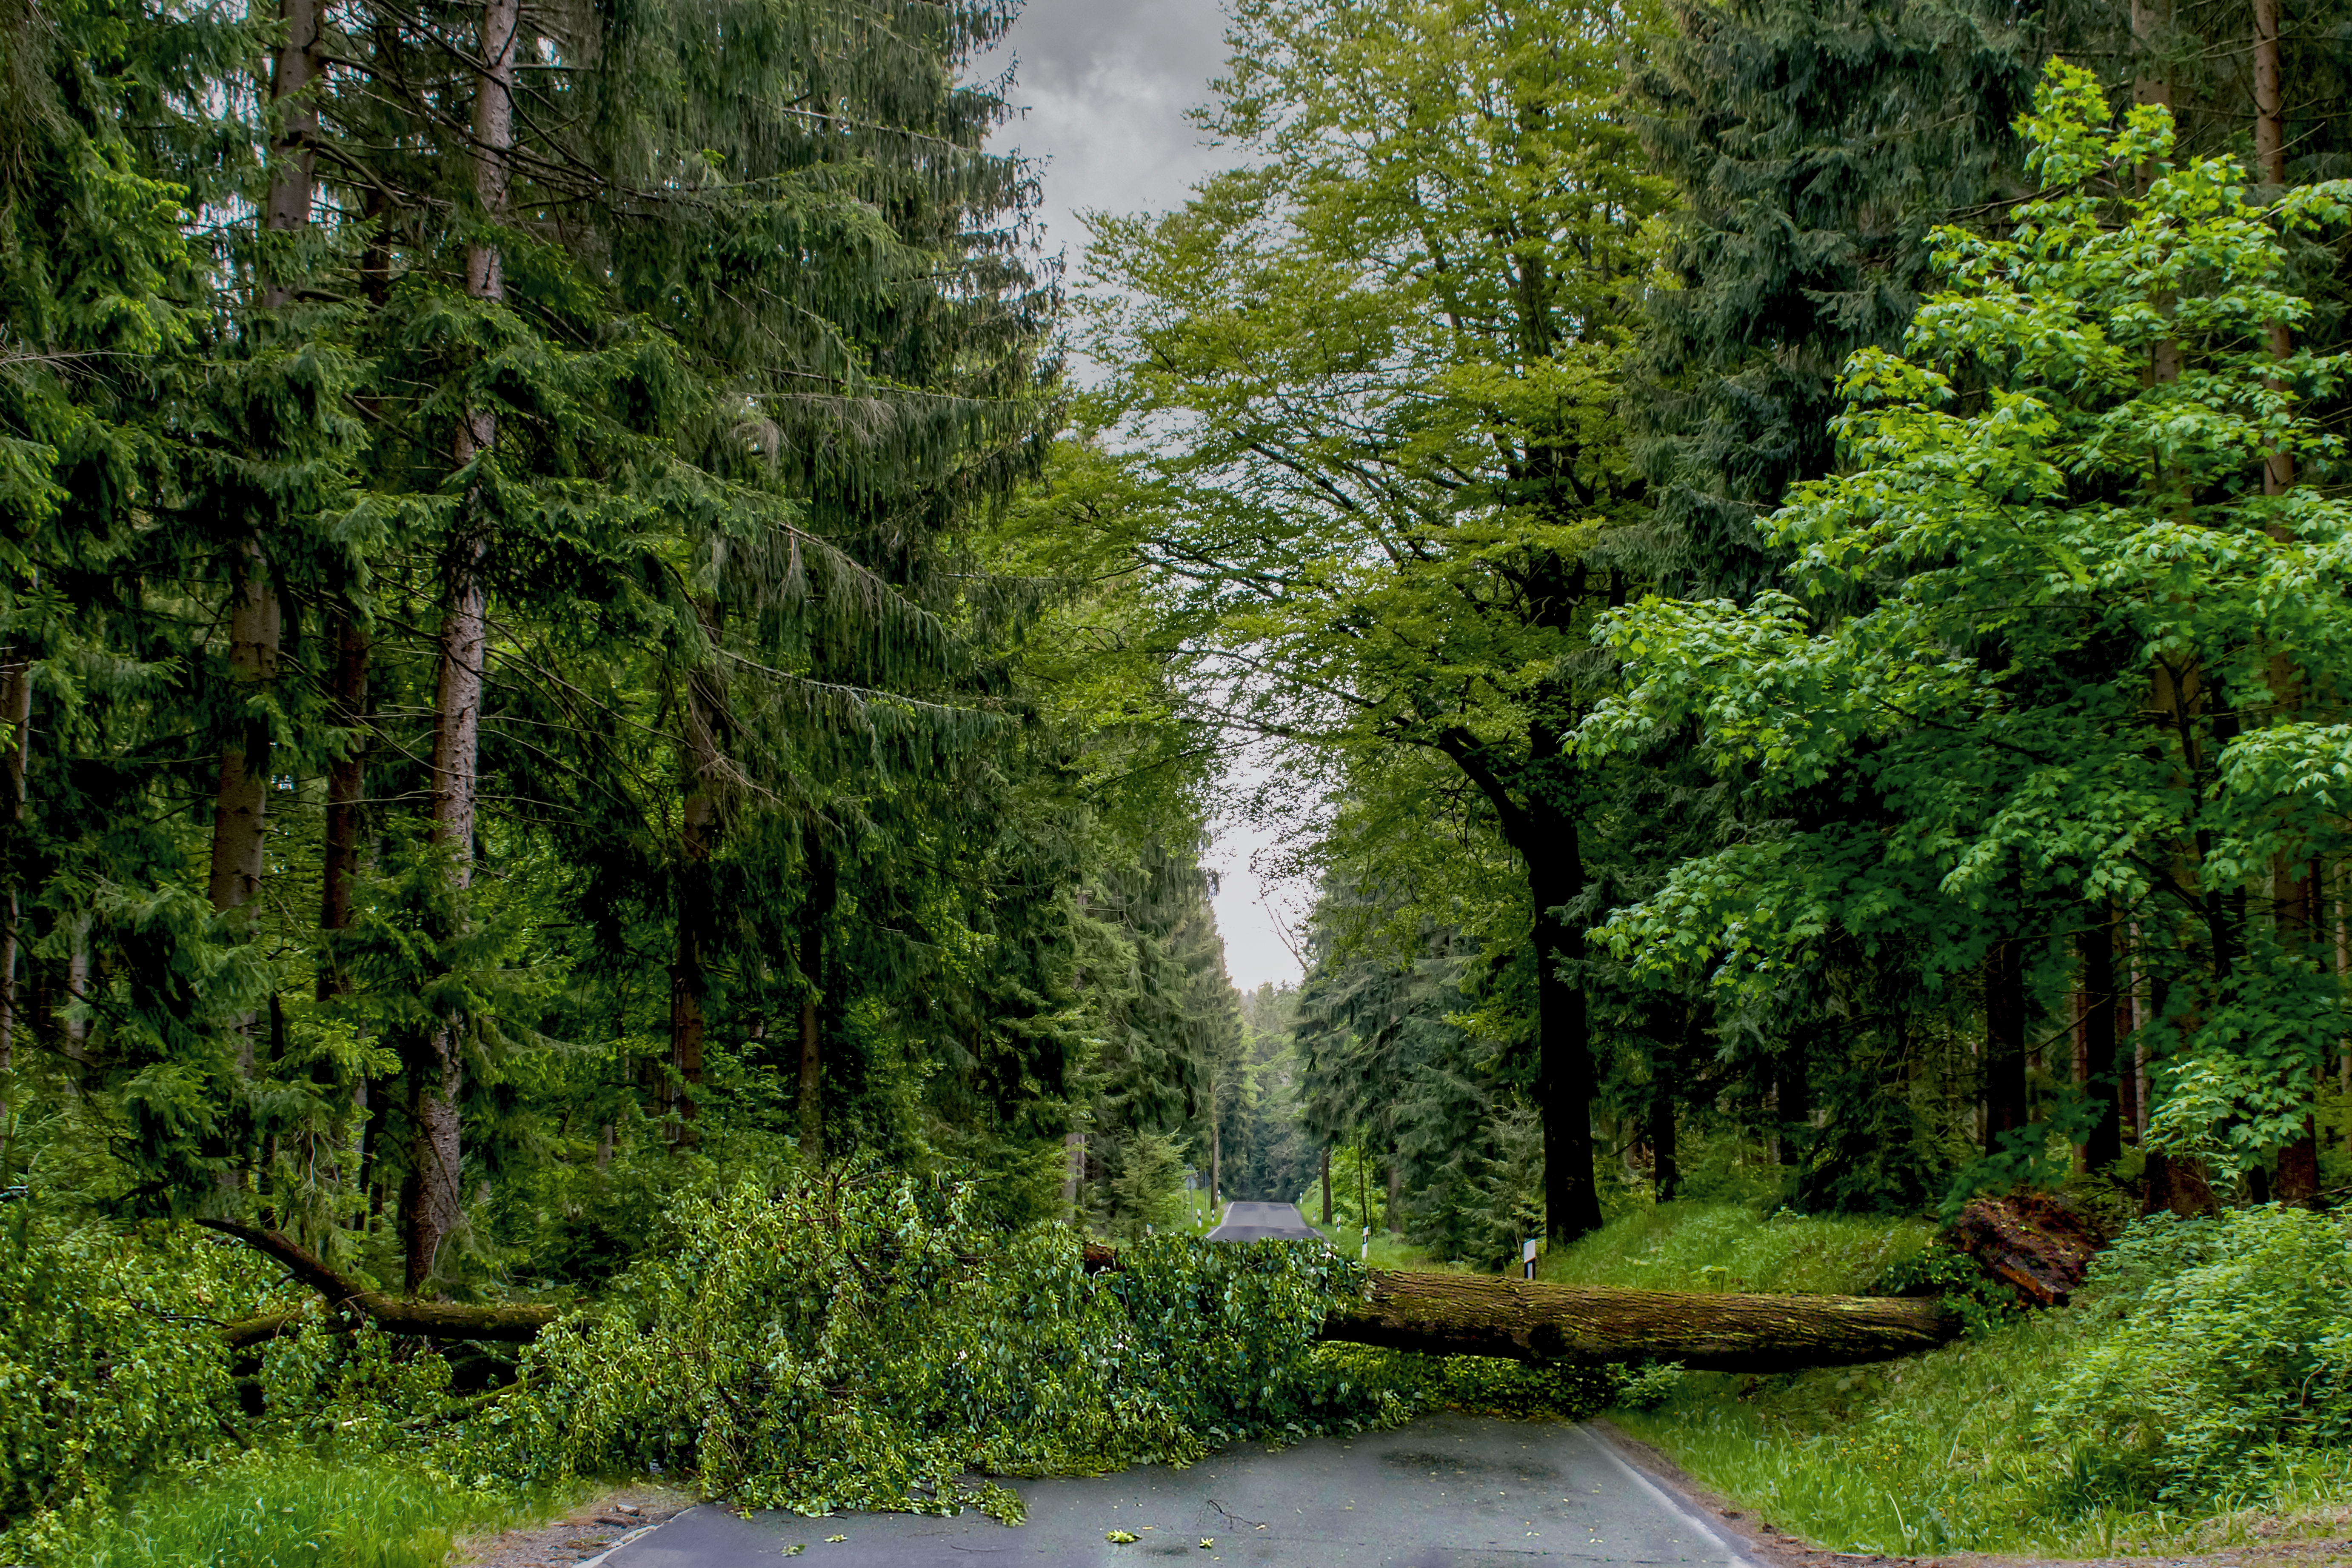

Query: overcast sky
[975,2,1310,995]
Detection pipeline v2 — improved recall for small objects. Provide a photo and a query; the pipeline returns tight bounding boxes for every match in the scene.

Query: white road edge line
[1570,1422,1753,1568]
[574,1514,673,1568]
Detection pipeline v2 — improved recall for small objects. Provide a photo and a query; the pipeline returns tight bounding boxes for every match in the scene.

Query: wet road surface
[593,1414,1753,1568]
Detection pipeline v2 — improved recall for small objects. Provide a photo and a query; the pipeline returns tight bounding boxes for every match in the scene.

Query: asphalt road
[1202,1200,1326,1242]
[592,1415,1753,1568]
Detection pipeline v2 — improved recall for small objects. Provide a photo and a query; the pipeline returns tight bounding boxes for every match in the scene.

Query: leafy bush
[2044,1206,2352,1502]
[0,1209,279,1546]
[1620,1207,2352,1555]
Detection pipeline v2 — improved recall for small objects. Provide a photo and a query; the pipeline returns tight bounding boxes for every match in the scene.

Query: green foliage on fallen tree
[0,1214,278,1554]
[448,1170,1606,1519]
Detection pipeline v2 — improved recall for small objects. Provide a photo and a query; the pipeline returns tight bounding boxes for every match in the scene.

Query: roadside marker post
[1522,1238,1538,1280]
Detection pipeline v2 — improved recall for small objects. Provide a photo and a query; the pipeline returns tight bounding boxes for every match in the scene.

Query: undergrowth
[1605,1203,2352,1556]
[0,1168,1621,1561]
[42,1452,560,1568]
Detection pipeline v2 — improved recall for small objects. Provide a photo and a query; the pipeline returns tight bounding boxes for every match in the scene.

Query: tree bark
[1320,1145,1333,1225]
[1984,938,2028,1153]
[201,1220,555,1347]
[1320,1270,1959,1373]
[1777,1051,1810,1171]
[2276,853,2322,1203]
[207,554,281,917]
[0,651,29,1077]
[1433,721,1601,1246]
[1528,797,1601,1244]
[669,602,726,1132]
[206,0,317,923]
[205,1217,1958,1374]
[1650,1093,1678,1202]
[795,820,834,1165]
[316,614,368,1001]
[401,0,516,1297]
[2079,911,2123,1170]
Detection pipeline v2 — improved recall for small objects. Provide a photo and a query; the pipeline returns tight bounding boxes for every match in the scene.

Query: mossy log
[1318,1269,1961,1372]
[199,1219,559,1348]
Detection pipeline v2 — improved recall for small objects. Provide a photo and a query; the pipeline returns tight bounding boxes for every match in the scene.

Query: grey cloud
[978,0,1232,254]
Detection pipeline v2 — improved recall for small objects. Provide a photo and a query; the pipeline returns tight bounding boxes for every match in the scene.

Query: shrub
[2042,1206,2352,1502]
[0,1208,276,1542]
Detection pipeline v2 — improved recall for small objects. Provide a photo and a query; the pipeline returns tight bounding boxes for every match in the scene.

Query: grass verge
[1539,1200,1938,1295]
[1593,1202,2352,1559]
[41,1451,582,1568]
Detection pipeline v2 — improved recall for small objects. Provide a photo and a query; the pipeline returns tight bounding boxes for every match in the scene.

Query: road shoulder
[448,1485,696,1568]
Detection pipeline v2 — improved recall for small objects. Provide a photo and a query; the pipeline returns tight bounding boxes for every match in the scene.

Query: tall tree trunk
[1434,721,1600,1245]
[2252,4,2312,1192]
[1320,1145,1333,1224]
[794,821,834,1165]
[2080,911,2123,1169]
[207,563,281,920]
[316,614,368,1001]
[1984,938,2028,1154]
[0,651,29,1080]
[669,603,725,1134]
[1528,799,1601,1244]
[2275,856,2322,1202]
[2115,921,2140,1140]
[1777,1051,1811,1173]
[208,0,317,923]
[1387,1157,1402,1237]
[1650,1093,1678,1202]
[1208,1109,1221,1213]
[403,0,516,1297]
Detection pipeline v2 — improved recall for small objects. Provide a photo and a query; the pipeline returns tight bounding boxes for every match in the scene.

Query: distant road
[1204,1201,1325,1242]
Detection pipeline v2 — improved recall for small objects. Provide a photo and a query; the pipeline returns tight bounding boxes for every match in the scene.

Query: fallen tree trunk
[200,1222,1955,1370]
[198,1219,559,1347]
[1321,1269,1960,1373]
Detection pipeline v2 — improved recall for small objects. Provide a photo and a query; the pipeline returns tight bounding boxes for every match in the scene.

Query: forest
[2,0,2351,1559]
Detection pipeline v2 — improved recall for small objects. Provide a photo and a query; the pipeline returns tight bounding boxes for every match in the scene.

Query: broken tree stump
[1949,1191,2109,1307]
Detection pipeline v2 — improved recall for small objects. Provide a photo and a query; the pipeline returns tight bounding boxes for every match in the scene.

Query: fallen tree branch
[1321,1269,1961,1373]
[197,1219,560,1344]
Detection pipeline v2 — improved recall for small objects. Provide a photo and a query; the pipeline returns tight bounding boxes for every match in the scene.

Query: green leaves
[1586,61,2352,1181]
[451,1171,1395,1517]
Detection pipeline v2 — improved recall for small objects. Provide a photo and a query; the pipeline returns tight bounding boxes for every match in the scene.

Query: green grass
[1584,1202,2352,1559]
[1302,1220,1470,1273]
[1539,1200,1938,1294]
[51,1451,565,1568]
[1617,1325,2352,1557]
